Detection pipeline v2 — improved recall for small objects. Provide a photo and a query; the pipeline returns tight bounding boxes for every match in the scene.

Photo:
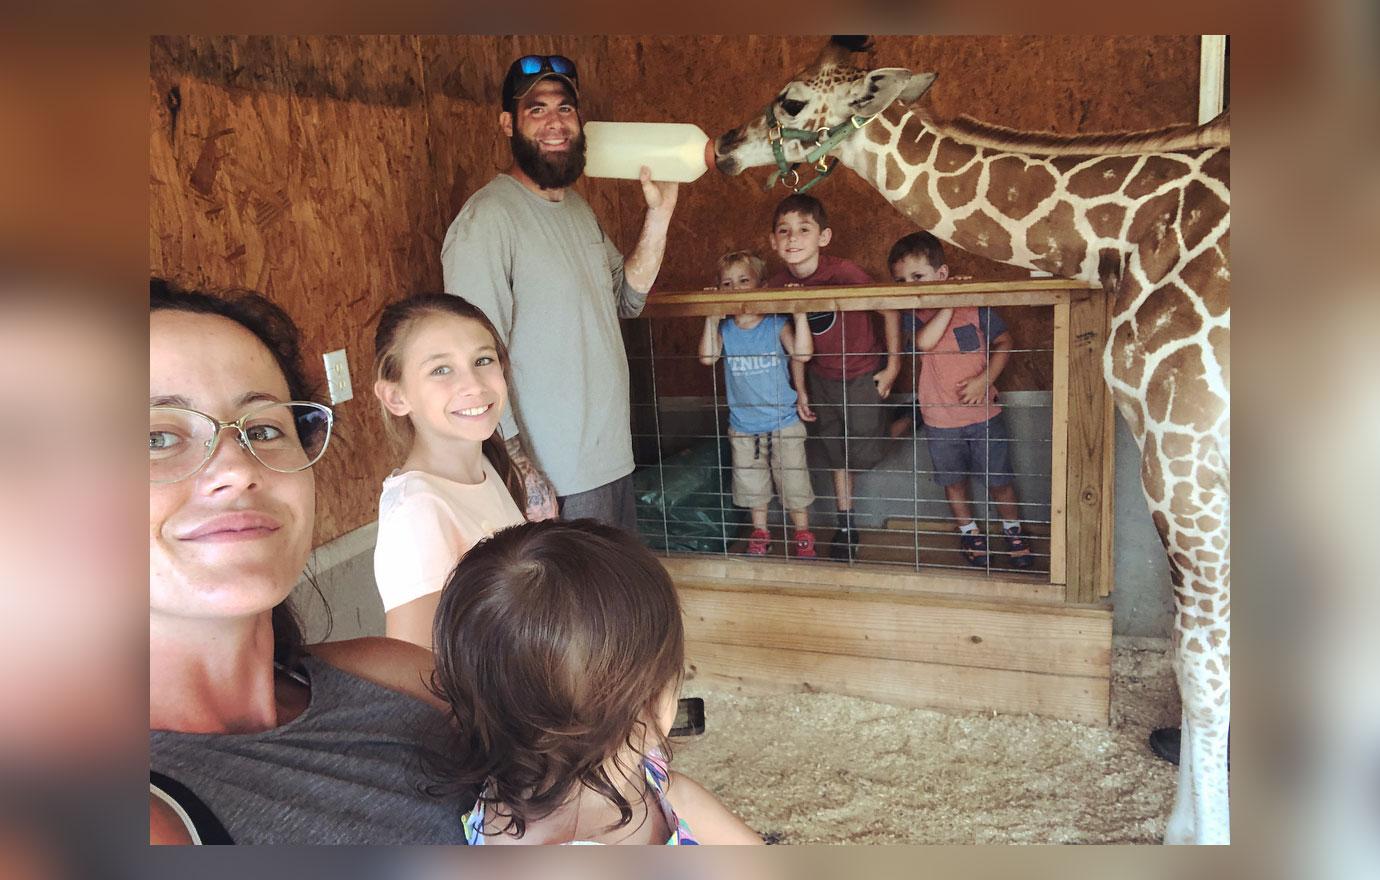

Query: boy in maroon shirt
[764,194,901,560]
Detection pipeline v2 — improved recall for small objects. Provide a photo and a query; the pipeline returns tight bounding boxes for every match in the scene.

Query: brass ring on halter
[815,126,830,143]
[782,168,800,188]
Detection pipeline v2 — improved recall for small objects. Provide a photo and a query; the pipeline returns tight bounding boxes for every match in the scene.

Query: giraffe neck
[838,103,1107,284]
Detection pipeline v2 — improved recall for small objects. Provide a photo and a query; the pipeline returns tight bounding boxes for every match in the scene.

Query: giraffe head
[713,36,937,176]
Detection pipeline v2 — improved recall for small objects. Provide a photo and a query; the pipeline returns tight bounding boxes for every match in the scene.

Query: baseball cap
[501,54,580,112]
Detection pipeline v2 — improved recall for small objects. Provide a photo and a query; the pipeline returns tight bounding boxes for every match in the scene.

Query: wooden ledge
[639,278,1099,318]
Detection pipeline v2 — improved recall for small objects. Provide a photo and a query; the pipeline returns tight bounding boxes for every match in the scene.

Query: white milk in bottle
[583,121,712,183]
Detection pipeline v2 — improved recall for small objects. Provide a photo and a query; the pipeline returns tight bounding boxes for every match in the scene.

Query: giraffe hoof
[1148,727,1180,765]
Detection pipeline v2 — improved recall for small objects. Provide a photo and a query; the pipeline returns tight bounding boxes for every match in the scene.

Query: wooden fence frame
[637,278,1115,606]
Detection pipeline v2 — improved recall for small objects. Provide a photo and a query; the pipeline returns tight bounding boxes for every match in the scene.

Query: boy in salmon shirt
[764,194,901,561]
[888,231,1033,569]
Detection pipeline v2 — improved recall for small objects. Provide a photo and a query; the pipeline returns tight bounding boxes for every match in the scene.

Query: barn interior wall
[149,35,1201,546]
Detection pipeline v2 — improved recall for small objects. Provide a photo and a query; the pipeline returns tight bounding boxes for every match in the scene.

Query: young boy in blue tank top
[698,251,817,557]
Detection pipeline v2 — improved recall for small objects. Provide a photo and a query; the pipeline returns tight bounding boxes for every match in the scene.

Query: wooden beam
[1099,390,1118,598]
[1049,301,1070,587]
[684,641,1110,725]
[1063,293,1113,603]
[641,279,1095,318]
[678,581,1111,677]
[660,554,1067,604]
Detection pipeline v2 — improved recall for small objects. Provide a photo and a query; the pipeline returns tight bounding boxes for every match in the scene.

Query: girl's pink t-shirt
[372,457,525,611]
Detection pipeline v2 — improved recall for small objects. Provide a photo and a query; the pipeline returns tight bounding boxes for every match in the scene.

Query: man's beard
[511,127,587,190]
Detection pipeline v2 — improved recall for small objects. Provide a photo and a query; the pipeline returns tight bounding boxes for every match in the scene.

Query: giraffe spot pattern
[1142,347,1219,438]
[902,172,941,230]
[1209,325,1230,385]
[1127,189,1186,285]
[884,152,906,191]
[951,210,1013,262]
[1181,179,1230,253]
[1124,156,1194,199]
[1152,509,1170,540]
[1161,432,1194,458]
[939,162,982,209]
[1066,155,1139,199]
[1088,202,1127,240]
[897,129,936,167]
[933,137,977,173]
[1180,246,1230,318]
[1201,148,1230,188]
[1141,436,1165,503]
[986,155,1056,221]
[1133,282,1204,355]
[1025,201,1085,275]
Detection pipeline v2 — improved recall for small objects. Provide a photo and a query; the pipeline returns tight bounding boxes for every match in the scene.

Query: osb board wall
[150,35,1201,545]
[149,35,444,546]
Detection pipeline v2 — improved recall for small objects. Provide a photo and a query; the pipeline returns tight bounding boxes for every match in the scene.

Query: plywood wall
[149,36,444,545]
[150,35,1201,545]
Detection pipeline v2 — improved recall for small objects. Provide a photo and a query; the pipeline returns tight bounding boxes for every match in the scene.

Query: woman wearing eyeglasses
[148,278,465,844]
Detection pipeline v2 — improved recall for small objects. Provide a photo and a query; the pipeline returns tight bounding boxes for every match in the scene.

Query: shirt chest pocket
[952,323,982,352]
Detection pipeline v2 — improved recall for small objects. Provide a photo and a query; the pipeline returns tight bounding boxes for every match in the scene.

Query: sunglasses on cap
[514,54,577,79]
[503,54,580,111]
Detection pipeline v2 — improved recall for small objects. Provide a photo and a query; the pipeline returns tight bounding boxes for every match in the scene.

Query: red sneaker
[793,529,817,559]
[747,528,771,556]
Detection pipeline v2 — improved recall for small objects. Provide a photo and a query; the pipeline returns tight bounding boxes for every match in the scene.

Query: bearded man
[441,54,679,530]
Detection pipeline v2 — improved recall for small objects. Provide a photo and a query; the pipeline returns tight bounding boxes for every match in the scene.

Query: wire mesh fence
[628,306,1056,578]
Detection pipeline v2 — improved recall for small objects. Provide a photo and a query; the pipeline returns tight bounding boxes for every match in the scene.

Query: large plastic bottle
[582,121,711,183]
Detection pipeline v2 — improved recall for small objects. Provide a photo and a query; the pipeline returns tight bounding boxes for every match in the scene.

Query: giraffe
[711,37,1230,845]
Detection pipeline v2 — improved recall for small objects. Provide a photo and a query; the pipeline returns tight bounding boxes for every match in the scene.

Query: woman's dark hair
[372,293,524,511]
[429,519,685,840]
[150,276,324,666]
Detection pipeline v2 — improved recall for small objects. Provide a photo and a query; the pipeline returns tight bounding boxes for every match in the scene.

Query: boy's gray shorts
[924,415,1015,489]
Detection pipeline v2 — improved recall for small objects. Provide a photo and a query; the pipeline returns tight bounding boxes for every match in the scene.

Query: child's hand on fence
[796,393,817,422]
[956,374,991,406]
[873,363,900,399]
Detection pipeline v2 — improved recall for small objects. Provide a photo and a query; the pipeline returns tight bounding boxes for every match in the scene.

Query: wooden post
[1062,294,1112,603]
[1049,302,1069,588]
[1098,393,1117,598]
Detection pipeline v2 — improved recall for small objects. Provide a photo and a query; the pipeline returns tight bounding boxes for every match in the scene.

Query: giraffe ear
[849,69,937,116]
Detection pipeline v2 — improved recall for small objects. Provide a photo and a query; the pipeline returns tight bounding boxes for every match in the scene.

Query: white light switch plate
[323,349,353,404]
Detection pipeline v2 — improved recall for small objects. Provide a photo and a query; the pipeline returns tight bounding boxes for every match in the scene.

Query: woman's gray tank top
[150,654,465,844]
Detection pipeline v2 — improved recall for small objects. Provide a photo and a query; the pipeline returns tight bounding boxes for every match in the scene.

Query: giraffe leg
[1161,472,1231,844]
[1127,421,1230,845]
[1164,710,1196,843]
[1182,698,1231,843]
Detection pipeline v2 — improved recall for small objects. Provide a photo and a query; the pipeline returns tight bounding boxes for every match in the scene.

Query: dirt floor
[673,636,1182,844]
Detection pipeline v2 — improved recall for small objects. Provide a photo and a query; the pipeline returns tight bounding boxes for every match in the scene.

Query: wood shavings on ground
[673,637,1181,844]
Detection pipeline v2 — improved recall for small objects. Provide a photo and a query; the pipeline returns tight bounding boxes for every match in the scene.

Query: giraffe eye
[780,97,807,117]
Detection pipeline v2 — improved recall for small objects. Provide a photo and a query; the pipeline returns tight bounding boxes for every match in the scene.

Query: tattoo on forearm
[525,472,554,509]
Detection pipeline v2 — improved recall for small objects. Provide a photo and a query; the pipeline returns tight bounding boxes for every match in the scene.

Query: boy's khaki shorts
[729,421,815,512]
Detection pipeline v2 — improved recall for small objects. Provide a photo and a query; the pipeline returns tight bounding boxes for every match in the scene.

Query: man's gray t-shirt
[441,174,647,497]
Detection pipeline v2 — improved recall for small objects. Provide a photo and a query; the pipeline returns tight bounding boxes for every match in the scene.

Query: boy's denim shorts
[924,414,1015,488]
